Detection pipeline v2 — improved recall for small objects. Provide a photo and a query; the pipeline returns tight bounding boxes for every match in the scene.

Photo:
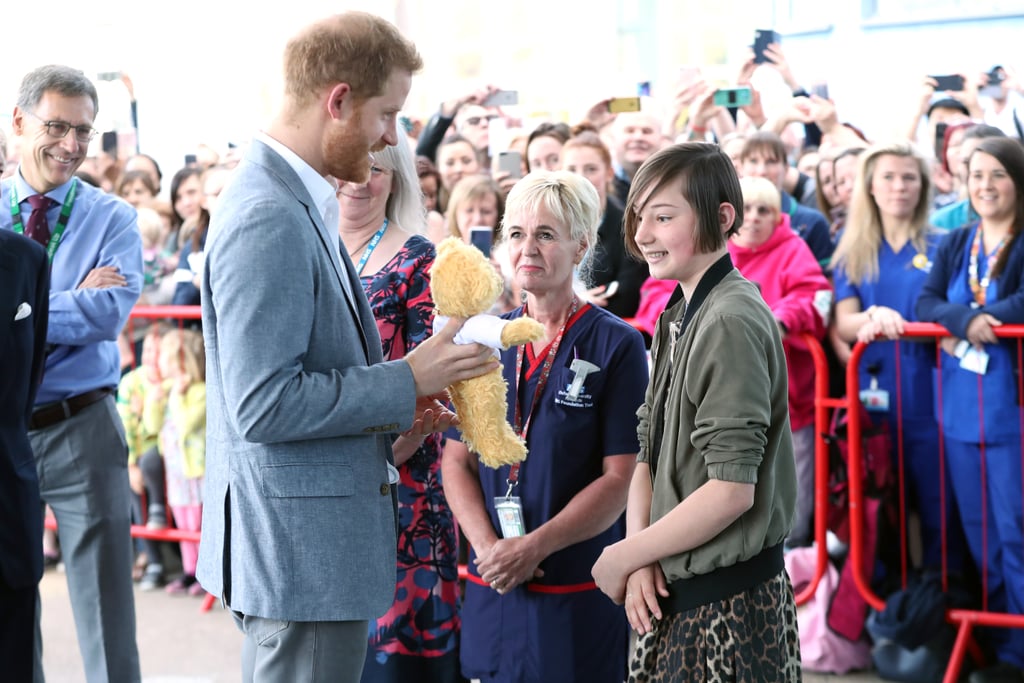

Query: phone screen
[713,87,753,108]
[469,227,493,256]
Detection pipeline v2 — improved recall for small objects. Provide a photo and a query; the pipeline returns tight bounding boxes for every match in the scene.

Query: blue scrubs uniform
[459,305,648,683]
[833,231,960,570]
[919,224,1024,668]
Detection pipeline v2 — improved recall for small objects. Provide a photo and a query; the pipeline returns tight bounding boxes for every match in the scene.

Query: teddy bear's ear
[437,236,460,260]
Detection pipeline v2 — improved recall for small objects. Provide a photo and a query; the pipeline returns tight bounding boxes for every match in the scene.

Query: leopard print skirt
[627,569,801,682]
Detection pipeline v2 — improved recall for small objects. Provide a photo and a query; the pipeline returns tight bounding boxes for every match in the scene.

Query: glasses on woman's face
[25,110,97,143]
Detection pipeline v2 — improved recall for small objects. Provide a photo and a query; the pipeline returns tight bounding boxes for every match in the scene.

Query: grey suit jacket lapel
[251,141,371,360]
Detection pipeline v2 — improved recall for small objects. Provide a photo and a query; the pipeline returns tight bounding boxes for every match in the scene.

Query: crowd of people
[3,9,1024,683]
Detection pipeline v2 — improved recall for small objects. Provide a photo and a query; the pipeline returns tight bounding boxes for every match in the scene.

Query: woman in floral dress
[338,139,463,683]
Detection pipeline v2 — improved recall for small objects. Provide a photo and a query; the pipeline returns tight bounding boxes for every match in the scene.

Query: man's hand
[77,266,126,290]
[405,316,499,397]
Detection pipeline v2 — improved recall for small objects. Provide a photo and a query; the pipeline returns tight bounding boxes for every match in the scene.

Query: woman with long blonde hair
[831,140,962,573]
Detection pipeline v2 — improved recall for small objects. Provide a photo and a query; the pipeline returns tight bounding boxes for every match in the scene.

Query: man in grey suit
[196,12,497,683]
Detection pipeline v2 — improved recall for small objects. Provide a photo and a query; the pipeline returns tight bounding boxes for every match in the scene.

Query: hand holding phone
[483,90,518,107]
[497,151,522,180]
[929,74,965,92]
[608,97,641,113]
[980,66,1005,98]
[712,87,753,108]
[753,29,780,65]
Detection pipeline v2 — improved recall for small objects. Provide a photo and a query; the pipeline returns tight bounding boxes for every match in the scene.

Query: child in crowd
[144,328,207,596]
[116,325,166,579]
[137,206,174,305]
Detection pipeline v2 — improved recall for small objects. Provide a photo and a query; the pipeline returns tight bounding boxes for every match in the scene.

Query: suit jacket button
[380,483,390,495]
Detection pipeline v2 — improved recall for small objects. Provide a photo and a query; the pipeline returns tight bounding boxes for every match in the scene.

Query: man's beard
[322,107,386,184]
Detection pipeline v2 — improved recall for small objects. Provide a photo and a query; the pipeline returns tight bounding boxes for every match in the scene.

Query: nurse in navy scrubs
[917,136,1024,679]
[442,171,648,683]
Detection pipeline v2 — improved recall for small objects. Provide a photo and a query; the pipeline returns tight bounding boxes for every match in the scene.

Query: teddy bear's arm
[500,317,545,347]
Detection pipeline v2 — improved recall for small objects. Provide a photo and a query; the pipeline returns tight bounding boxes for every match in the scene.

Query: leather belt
[30,388,113,430]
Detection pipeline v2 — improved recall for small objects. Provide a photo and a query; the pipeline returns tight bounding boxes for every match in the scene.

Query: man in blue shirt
[1,64,142,683]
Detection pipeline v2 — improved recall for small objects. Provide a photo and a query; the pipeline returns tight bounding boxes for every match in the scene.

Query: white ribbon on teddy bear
[433,314,511,359]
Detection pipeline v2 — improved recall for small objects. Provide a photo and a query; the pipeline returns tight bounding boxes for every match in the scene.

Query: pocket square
[14,302,31,321]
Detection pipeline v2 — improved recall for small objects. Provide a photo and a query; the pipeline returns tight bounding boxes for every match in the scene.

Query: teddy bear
[430,236,544,468]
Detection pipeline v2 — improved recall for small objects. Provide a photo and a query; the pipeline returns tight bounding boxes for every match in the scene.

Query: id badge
[494,497,526,538]
[960,347,990,375]
[859,388,890,412]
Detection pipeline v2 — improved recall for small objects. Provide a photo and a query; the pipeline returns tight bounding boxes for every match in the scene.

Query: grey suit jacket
[196,139,416,621]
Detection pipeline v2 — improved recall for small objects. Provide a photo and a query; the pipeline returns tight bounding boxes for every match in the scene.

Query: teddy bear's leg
[449,370,528,469]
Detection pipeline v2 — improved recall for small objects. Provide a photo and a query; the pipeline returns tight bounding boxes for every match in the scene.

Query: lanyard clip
[504,479,517,500]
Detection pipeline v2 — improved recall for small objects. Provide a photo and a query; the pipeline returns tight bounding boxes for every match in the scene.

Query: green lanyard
[10,179,79,263]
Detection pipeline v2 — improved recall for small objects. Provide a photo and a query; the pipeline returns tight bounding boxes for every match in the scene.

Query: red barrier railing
[845,322,1024,683]
[795,332,842,606]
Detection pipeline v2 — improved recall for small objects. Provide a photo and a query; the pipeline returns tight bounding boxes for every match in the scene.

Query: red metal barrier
[794,332,843,606]
[845,322,1024,683]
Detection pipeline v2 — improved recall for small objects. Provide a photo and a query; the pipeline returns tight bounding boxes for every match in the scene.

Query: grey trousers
[31,396,140,683]
[787,424,817,547]
[234,612,369,683]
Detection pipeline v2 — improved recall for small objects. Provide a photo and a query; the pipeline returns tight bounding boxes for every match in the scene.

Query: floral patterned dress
[359,234,463,682]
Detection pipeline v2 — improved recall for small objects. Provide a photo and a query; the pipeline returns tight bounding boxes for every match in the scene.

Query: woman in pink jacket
[729,176,832,548]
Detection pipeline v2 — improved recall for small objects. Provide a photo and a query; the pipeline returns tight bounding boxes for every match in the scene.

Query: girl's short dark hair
[623,142,743,261]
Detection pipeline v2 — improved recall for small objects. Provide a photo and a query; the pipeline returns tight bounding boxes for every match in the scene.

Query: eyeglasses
[24,110,97,144]
[465,115,498,127]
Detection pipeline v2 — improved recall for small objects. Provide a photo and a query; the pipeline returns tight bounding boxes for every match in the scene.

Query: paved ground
[39,567,887,682]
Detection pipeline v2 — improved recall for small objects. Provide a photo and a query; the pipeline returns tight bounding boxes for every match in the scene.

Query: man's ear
[718,202,737,233]
[326,83,353,121]
[11,106,25,136]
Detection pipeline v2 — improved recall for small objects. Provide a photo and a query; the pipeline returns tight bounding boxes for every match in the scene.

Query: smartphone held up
[753,29,780,64]
[608,97,641,114]
[712,87,753,108]
[497,151,523,180]
[469,227,493,257]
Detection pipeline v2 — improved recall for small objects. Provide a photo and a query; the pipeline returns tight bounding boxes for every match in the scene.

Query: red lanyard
[506,297,579,494]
